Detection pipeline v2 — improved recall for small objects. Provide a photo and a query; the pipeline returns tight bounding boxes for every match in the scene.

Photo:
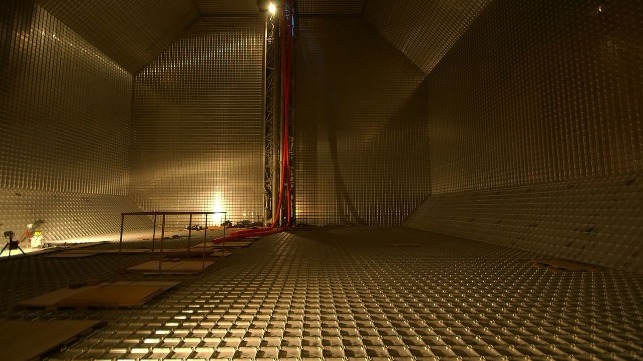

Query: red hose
[212,1,294,244]
[212,227,284,244]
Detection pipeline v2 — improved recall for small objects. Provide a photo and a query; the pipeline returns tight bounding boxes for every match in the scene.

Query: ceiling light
[257,0,276,13]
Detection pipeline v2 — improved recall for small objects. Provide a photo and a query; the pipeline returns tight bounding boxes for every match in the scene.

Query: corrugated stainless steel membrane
[0,4,143,240]
[193,0,259,16]
[422,0,643,194]
[131,17,264,225]
[404,0,643,272]
[0,189,151,241]
[294,18,430,226]
[1,5,131,194]
[1,228,638,360]
[298,0,365,15]
[38,0,199,73]
[364,0,492,74]
[406,175,643,272]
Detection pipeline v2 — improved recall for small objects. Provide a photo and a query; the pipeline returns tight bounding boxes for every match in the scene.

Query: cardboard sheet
[16,281,179,309]
[0,319,104,361]
[127,259,214,274]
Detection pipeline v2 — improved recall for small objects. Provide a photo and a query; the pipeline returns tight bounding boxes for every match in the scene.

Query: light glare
[268,3,277,14]
[211,192,226,225]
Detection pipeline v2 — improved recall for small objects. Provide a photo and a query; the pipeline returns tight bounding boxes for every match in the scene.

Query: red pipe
[212,1,294,244]
[212,227,284,244]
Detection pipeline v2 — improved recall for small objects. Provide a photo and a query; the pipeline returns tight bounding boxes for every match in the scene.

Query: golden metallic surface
[365,0,492,74]
[294,18,430,226]
[0,4,141,240]
[1,229,640,360]
[406,0,643,271]
[1,0,641,267]
[193,0,259,16]
[131,18,264,225]
[298,0,365,15]
[39,0,198,73]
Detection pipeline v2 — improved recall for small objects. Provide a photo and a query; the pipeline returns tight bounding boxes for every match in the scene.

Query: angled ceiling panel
[193,0,259,15]
[365,0,492,74]
[298,0,365,15]
[38,0,199,73]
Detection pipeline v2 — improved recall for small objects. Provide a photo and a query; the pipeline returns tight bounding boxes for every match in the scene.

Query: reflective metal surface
[39,0,199,73]
[298,0,365,15]
[295,18,430,226]
[405,0,643,271]
[0,4,140,240]
[407,175,643,272]
[1,228,639,359]
[2,0,641,268]
[0,189,150,241]
[193,0,259,16]
[131,18,264,225]
[365,0,492,74]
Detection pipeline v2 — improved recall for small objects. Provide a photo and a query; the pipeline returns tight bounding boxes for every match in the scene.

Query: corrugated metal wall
[0,3,148,241]
[193,0,258,16]
[131,17,264,225]
[298,0,365,15]
[38,0,198,73]
[295,18,430,226]
[364,0,492,74]
[405,0,643,271]
[2,0,640,264]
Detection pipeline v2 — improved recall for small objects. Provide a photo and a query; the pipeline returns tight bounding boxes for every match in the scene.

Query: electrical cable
[213,0,294,244]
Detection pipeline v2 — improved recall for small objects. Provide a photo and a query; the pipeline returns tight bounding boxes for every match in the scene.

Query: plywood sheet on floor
[49,249,152,257]
[62,286,163,307]
[16,284,103,308]
[45,252,98,258]
[16,281,179,309]
[127,259,215,274]
[0,319,104,361]
[56,249,107,254]
[52,241,108,249]
[188,242,217,249]
[99,248,152,254]
[213,241,252,248]
[149,247,213,254]
[211,250,233,257]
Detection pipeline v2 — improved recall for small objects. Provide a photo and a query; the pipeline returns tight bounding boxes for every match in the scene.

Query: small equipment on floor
[1,231,25,258]
[22,219,46,248]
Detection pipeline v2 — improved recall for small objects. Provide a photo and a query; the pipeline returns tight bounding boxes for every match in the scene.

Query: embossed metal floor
[1,227,641,360]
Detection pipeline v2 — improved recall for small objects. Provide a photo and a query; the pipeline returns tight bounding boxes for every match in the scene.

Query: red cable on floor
[213,0,294,244]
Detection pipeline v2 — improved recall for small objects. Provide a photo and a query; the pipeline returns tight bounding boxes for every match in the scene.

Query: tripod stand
[1,231,25,258]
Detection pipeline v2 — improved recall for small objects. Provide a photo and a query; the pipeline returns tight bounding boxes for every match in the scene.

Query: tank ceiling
[365,0,492,74]
[297,0,366,15]
[38,0,199,73]
[192,0,259,16]
[192,0,368,16]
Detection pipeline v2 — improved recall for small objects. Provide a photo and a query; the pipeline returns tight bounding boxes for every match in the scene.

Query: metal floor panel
[1,228,640,360]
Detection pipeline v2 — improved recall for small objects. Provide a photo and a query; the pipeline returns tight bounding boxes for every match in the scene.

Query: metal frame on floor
[118,211,227,271]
